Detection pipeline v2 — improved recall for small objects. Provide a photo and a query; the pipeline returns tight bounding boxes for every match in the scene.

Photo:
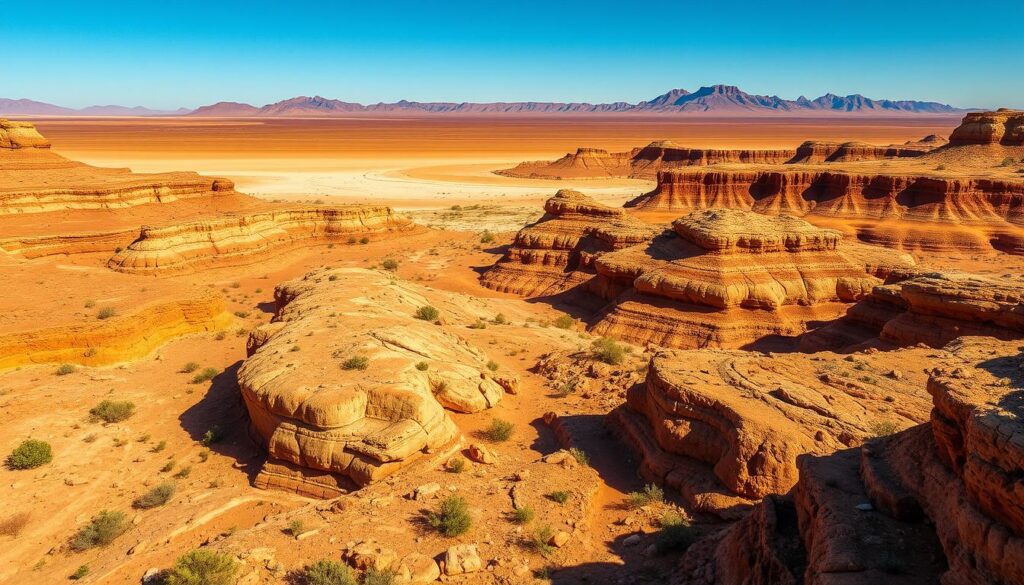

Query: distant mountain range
[1,85,968,117]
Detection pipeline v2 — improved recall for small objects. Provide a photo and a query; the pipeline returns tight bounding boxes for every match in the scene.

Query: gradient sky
[3,0,1022,110]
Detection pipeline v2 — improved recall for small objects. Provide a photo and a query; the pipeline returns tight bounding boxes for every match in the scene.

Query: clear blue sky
[3,0,1022,110]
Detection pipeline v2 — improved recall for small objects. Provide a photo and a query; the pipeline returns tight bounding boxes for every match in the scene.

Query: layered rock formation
[609,345,934,519]
[0,121,237,214]
[107,206,414,275]
[239,268,507,497]
[679,336,1024,585]
[948,109,1024,146]
[0,296,231,369]
[787,138,939,163]
[479,189,659,297]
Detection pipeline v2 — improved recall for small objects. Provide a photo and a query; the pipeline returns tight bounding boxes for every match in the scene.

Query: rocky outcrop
[0,119,50,149]
[787,139,936,163]
[948,109,1024,146]
[0,296,231,369]
[239,268,507,497]
[609,345,934,519]
[588,209,912,349]
[679,336,1024,585]
[107,206,414,275]
[0,228,139,259]
[479,189,659,296]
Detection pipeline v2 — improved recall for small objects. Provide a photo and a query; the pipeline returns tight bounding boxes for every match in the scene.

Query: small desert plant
[655,511,699,553]
[359,237,370,244]
[0,512,30,537]
[530,525,555,557]
[591,337,626,365]
[152,440,167,453]
[55,364,76,376]
[554,380,578,398]
[484,418,515,442]
[201,426,224,447]
[1000,156,1017,167]
[165,549,238,585]
[6,439,52,470]
[301,559,357,585]
[288,519,305,536]
[97,307,117,320]
[479,230,495,244]
[628,484,665,509]
[446,457,466,473]
[547,491,570,505]
[69,510,129,551]
[415,361,429,371]
[869,420,900,438]
[180,362,200,373]
[468,319,487,329]
[190,367,219,384]
[233,310,249,318]
[553,315,575,329]
[569,447,590,466]
[84,300,96,308]
[70,565,90,580]
[381,259,399,271]
[415,305,440,322]
[512,505,535,525]
[935,164,947,171]
[89,400,136,423]
[173,465,192,479]
[427,496,472,537]
[133,483,176,509]
[328,274,339,281]
[198,449,210,462]
[363,568,398,585]
[160,459,176,473]
[492,313,507,325]
[486,360,499,372]
[341,355,370,371]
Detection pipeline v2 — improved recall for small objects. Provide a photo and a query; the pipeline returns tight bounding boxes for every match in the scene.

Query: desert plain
[2,109,1024,585]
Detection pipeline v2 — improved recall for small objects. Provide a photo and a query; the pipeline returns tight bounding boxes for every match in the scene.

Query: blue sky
[3,0,1022,109]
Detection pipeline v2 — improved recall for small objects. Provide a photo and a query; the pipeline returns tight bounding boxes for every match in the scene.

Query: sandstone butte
[497,136,945,180]
[628,110,1024,256]
[0,120,413,269]
[483,193,913,350]
[677,335,1024,585]
[238,268,514,497]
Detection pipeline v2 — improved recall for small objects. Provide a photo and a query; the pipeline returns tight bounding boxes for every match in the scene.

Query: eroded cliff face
[239,268,511,497]
[678,336,1024,585]
[787,139,938,163]
[0,119,50,149]
[948,109,1024,146]
[107,206,414,275]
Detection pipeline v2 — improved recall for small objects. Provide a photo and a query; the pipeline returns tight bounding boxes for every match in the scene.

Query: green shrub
[70,565,90,580]
[446,457,466,473]
[70,510,129,551]
[512,505,534,525]
[484,419,514,442]
[569,447,590,466]
[89,400,136,423]
[97,307,116,320]
[492,313,507,325]
[190,367,219,384]
[553,315,575,329]
[381,259,399,271]
[427,496,471,537]
[530,525,555,557]
[55,364,76,376]
[301,559,357,585]
[359,237,370,245]
[363,568,398,585]
[288,519,305,536]
[591,337,626,365]
[414,361,429,371]
[201,426,224,447]
[479,230,495,244]
[173,465,192,479]
[486,360,499,372]
[415,306,440,322]
[628,484,664,509]
[870,420,900,437]
[133,482,176,509]
[180,362,200,373]
[341,355,370,371]
[655,512,699,553]
[6,439,52,470]
[468,319,487,329]
[165,549,238,585]
[548,491,570,504]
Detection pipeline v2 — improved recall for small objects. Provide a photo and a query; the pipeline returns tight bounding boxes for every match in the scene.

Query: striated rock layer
[239,268,508,497]
[679,336,1024,585]
[479,189,659,297]
[609,346,933,519]
[0,119,50,149]
[948,109,1024,146]
[0,296,231,369]
[108,206,414,275]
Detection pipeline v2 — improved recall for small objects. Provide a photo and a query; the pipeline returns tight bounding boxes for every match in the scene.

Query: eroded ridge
[678,336,1024,585]
[608,346,934,519]
[239,268,510,497]
[107,206,414,275]
[479,189,660,296]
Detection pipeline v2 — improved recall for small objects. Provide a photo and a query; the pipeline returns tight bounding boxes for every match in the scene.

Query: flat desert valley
[3,110,1024,585]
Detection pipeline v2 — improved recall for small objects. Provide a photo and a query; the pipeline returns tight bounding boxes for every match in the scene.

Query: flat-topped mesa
[0,119,50,149]
[787,139,937,163]
[588,209,911,348]
[804,271,1024,351]
[107,206,414,275]
[948,109,1024,146]
[679,336,1024,585]
[608,346,934,520]
[479,189,659,296]
[239,268,509,498]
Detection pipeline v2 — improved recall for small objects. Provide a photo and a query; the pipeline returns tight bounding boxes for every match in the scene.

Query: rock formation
[479,189,659,297]
[786,139,938,163]
[679,336,1024,585]
[948,109,1024,146]
[0,120,237,214]
[609,345,934,519]
[0,296,231,369]
[239,268,508,497]
[108,206,414,275]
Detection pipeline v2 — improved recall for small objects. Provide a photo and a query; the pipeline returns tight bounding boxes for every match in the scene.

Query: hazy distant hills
[1,85,967,117]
